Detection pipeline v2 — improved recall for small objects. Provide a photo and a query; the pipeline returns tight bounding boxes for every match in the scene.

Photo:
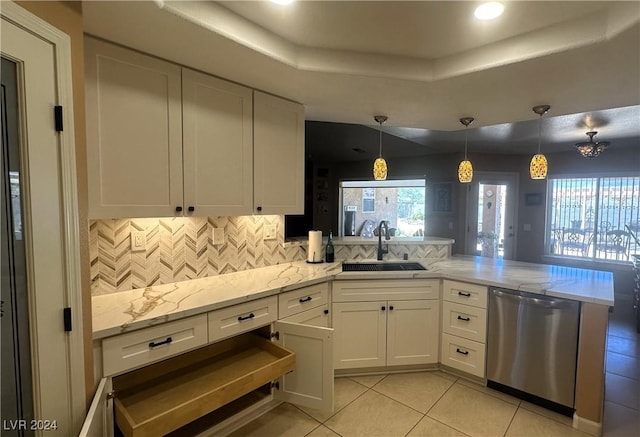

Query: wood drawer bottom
[113,333,295,437]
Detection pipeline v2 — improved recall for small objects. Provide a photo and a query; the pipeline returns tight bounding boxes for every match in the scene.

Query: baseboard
[334,363,438,377]
[573,413,603,437]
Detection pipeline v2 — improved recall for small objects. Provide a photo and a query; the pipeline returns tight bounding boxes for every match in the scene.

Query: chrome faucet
[377,220,390,260]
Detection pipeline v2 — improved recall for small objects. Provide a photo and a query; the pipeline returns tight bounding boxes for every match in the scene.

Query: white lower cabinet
[333,299,439,369]
[387,300,440,366]
[82,304,333,436]
[441,333,486,378]
[440,280,488,378]
[333,301,387,369]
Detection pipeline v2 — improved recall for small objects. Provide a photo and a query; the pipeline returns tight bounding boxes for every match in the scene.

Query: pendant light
[530,105,550,180]
[458,117,474,183]
[373,115,388,180]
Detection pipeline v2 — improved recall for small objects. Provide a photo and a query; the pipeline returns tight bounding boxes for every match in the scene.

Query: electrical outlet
[131,231,146,252]
[264,224,277,240]
[212,228,224,245]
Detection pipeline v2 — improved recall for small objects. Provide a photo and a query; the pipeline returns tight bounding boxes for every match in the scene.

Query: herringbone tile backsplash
[90,215,450,295]
[90,215,306,295]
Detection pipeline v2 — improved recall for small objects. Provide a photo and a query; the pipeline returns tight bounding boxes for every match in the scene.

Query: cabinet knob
[188,206,195,212]
[381,306,386,311]
[389,305,394,311]
[256,206,262,212]
[323,309,329,315]
[175,206,183,212]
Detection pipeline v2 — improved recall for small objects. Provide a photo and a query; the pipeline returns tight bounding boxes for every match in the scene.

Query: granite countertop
[92,256,614,340]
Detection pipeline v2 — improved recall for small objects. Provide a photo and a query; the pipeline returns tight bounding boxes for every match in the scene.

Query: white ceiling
[82,1,640,159]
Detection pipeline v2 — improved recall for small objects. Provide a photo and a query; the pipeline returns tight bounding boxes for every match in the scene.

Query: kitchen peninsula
[90,256,612,436]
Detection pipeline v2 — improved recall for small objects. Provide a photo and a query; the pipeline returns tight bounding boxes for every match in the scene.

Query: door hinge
[270,331,280,341]
[106,391,115,401]
[54,105,63,132]
[63,307,72,332]
[270,381,280,390]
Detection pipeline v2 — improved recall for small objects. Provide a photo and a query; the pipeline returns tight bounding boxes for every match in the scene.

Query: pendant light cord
[464,128,468,160]
[378,121,383,158]
[537,114,542,154]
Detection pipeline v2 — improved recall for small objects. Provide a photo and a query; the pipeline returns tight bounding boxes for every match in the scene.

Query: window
[340,179,426,238]
[546,176,640,262]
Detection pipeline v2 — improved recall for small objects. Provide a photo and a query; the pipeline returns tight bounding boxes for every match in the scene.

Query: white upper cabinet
[182,68,253,216]
[85,37,183,218]
[86,38,305,219]
[253,91,305,215]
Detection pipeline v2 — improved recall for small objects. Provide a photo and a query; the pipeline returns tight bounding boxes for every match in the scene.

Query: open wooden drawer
[113,333,295,437]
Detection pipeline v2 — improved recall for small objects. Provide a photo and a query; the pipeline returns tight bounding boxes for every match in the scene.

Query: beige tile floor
[230,295,639,437]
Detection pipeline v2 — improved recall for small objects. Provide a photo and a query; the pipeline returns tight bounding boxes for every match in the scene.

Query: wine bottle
[325,231,335,263]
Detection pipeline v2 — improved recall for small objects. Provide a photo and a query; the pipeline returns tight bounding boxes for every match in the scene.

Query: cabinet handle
[175,206,183,212]
[256,206,262,212]
[457,315,471,321]
[238,313,255,321]
[323,309,329,315]
[381,306,386,311]
[458,291,471,297]
[149,337,172,349]
[188,206,195,212]
[389,305,394,310]
[456,348,469,355]
[299,296,312,303]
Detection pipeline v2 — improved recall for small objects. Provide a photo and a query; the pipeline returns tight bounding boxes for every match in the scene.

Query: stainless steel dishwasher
[487,287,580,415]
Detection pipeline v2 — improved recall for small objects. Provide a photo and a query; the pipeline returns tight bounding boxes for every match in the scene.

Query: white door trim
[1,1,85,433]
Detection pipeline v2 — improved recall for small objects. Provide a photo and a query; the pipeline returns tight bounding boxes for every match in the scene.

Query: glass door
[1,56,34,436]
[465,172,519,260]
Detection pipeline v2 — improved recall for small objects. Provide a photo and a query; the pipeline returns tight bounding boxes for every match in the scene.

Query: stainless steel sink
[342,262,426,272]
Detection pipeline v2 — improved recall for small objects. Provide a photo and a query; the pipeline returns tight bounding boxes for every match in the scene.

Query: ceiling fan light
[575,131,609,158]
[373,158,388,180]
[458,160,473,183]
[530,153,548,180]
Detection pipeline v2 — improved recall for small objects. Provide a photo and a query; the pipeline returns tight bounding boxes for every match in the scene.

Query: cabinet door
[387,300,439,366]
[253,91,304,215]
[333,302,386,369]
[79,377,113,437]
[273,320,334,411]
[182,68,253,216]
[85,37,183,218]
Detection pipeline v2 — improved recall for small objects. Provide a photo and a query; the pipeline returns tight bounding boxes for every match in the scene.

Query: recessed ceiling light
[270,0,294,5]
[474,2,504,20]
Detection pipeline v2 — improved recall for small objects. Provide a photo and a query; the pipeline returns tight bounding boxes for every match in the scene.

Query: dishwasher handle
[491,288,579,309]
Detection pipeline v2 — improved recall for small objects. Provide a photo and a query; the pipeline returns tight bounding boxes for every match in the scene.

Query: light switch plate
[131,231,146,252]
[212,228,224,245]
[264,224,277,240]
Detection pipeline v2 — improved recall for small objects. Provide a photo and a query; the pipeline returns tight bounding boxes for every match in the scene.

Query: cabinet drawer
[441,333,486,378]
[113,333,295,437]
[442,301,487,343]
[443,280,488,308]
[333,279,440,302]
[279,283,329,319]
[208,296,277,342]
[102,314,208,376]
[281,305,331,328]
